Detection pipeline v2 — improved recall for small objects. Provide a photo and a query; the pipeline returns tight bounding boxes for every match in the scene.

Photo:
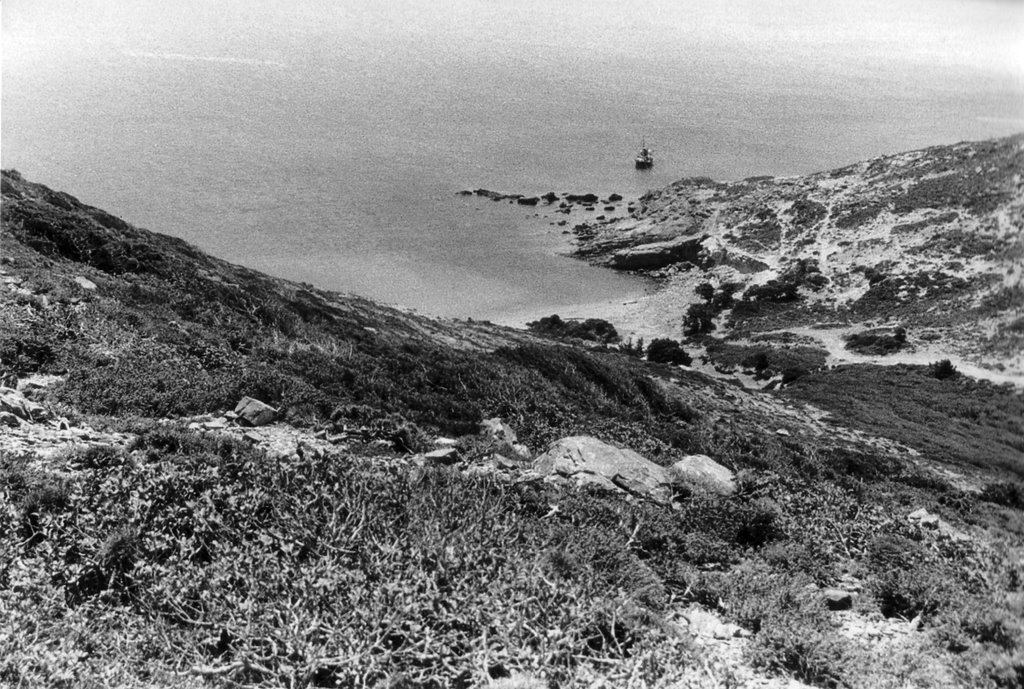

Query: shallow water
[3,0,1022,321]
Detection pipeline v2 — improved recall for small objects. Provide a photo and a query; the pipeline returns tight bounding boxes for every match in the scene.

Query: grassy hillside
[2,169,1023,688]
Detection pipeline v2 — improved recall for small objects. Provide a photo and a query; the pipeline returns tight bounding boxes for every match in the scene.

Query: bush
[781,367,809,385]
[526,314,620,344]
[619,337,645,358]
[743,279,800,304]
[979,481,1024,510]
[872,566,958,620]
[932,359,958,380]
[646,338,692,366]
[844,327,909,355]
[683,302,717,336]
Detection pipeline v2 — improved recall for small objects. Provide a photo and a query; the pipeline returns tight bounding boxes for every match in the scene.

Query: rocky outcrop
[607,236,708,271]
[532,436,675,502]
[568,134,1024,380]
[0,386,51,423]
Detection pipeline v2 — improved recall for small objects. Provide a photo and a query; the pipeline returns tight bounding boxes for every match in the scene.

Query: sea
[3,0,1023,323]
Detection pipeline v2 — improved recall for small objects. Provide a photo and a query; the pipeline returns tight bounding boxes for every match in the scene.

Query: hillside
[569,134,1024,386]
[1,168,1023,688]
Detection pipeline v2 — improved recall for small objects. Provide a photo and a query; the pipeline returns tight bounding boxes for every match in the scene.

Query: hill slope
[1,169,1023,688]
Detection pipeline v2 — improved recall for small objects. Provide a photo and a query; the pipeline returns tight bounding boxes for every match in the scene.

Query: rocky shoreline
[466,135,1024,389]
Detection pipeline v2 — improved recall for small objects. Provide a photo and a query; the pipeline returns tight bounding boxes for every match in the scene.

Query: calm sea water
[4,0,1023,321]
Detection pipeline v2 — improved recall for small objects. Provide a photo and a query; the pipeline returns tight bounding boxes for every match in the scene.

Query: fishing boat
[635,139,654,169]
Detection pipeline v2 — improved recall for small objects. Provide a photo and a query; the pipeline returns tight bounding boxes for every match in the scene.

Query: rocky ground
[0,376,987,689]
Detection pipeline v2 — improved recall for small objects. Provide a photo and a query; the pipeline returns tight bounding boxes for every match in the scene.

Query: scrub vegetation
[3,170,1023,688]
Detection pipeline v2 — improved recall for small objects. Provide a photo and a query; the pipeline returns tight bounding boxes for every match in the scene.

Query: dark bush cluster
[645,338,692,366]
[684,282,741,336]
[844,327,909,355]
[932,359,958,380]
[979,481,1024,510]
[526,314,620,344]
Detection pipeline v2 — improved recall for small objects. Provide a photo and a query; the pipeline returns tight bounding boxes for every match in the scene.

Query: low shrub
[527,314,620,344]
[979,481,1024,510]
[693,569,852,687]
[932,359,958,380]
[646,338,692,366]
[683,302,717,336]
[872,566,957,620]
[844,327,908,355]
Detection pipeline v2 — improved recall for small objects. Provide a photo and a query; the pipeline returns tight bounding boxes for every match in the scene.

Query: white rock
[533,436,673,502]
[668,454,736,496]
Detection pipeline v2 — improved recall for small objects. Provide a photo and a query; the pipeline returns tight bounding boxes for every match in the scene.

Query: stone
[73,275,97,290]
[491,454,521,470]
[242,431,263,445]
[479,417,531,460]
[824,589,854,610]
[668,454,736,496]
[607,236,707,271]
[775,428,791,436]
[608,193,623,202]
[0,411,21,427]
[565,193,599,204]
[424,447,460,465]
[434,437,458,447]
[541,192,559,203]
[532,436,673,502]
[713,623,744,640]
[234,396,279,426]
[604,205,616,211]
[517,196,540,206]
[908,508,941,528]
[203,417,228,430]
[481,417,517,445]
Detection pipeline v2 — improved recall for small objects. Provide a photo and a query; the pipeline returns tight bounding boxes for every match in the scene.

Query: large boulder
[533,436,673,502]
[668,454,736,496]
[233,397,279,426]
[607,236,708,271]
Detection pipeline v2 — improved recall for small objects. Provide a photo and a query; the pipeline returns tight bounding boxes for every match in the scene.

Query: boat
[634,139,654,169]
